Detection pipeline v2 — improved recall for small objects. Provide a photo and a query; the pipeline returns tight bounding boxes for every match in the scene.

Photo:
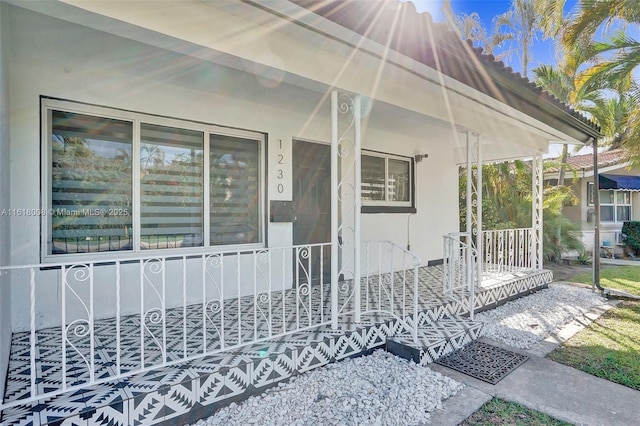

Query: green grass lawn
[546,265,640,391]
[568,265,640,296]
[546,301,640,391]
[459,398,571,426]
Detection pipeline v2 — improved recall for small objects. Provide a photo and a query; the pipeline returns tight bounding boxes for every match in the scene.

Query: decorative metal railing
[482,228,533,274]
[0,240,422,410]
[443,232,476,319]
[361,241,421,342]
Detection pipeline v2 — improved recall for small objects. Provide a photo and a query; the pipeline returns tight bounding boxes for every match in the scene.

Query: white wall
[0,1,13,399]
[6,6,470,330]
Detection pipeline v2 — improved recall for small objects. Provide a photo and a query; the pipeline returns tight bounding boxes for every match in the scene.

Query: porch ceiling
[11,0,598,158]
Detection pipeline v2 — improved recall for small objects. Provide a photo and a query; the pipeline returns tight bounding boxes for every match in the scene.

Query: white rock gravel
[191,350,464,426]
[192,283,608,425]
[477,283,608,349]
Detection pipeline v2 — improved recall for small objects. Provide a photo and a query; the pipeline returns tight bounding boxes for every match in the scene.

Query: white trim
[132,117,141,255]
[40,98,266,263]
[40,106,52,263]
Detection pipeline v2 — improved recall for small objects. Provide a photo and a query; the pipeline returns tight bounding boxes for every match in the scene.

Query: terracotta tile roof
[547,149,628,172]
[289,0,601,142]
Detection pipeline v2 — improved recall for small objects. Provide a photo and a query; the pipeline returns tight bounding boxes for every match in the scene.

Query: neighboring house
[545,149,640,256]
[0,1,601,425]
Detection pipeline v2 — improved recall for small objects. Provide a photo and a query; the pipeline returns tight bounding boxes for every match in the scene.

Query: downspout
[591,137,604,292]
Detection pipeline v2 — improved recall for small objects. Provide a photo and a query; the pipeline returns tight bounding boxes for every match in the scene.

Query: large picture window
[43,99,264,259]
[361,151,413,212]
[587,182,632,223]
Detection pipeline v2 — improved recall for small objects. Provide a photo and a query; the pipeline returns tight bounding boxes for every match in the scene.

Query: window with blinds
[587,182,632,223]
[361,152,412,208]
[140,123,204,249]
[50,111,133,254]
[44,100,264,258]
[362,155,386,201]
[210,135,260,245]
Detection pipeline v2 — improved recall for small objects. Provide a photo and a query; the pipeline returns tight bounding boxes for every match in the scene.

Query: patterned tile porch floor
[1,265,553,425]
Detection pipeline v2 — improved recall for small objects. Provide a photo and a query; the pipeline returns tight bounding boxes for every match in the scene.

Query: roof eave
[488,69,603,144]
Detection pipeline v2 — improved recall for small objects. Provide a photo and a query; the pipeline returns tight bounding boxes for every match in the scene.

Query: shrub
[622,221,640,256]
[577,249,592,265]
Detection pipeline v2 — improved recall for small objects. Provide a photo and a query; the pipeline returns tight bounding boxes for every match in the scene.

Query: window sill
[361,206,417,214]
[41,242,267,265]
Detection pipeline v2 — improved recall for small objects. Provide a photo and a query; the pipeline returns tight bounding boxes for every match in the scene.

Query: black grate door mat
[435,341,528,384]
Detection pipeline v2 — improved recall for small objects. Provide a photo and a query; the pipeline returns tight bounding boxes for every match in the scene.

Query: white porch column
[466,131,482,283]
[353,96,362,323]
[475,134,483,285]
[531,152,544,270]
[331,91,338,329]
[330,91,361,329]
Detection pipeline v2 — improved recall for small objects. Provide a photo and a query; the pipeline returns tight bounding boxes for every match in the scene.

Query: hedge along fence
[622,221,640,256]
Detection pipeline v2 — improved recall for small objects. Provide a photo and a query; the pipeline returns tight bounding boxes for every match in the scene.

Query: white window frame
[587,182,632,223]
[361,151,413,208]
[41,98,266,263]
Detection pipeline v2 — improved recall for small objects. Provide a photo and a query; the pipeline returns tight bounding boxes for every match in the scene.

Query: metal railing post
[413,259,419,343]
[354,96,361,324]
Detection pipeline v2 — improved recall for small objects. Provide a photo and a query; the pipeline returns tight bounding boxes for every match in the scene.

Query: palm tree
[443,0,486,46]
[532,0,567,39]
[140,144,166,172]
[561,0,640,165]
[563,0,640,52]
[493,0,539,78]
[442,0,512,59]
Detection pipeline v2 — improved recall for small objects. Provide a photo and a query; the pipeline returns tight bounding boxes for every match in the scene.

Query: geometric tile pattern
[435,340,529,384]
[474,269,552,312]
[1,266,552,426]
[386,315,484,365]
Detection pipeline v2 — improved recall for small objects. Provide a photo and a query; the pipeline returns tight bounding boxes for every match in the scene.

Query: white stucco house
[0,0,602,424]
[545,149,640,256]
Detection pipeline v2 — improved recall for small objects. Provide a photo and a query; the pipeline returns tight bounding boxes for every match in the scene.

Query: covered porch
[0,247,551,425]
[0,91,555,425]
[0,1,603,425]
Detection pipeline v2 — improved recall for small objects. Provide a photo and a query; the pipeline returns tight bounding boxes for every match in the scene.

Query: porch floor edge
[1,268,553,426]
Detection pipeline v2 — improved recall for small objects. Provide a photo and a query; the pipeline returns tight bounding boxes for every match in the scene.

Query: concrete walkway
[601,258,640,266]
[429,301,640,426]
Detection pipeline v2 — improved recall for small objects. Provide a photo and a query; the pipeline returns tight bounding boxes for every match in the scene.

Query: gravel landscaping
[192,350,463,426]
[477,283,608,349]
[192,283,608,425]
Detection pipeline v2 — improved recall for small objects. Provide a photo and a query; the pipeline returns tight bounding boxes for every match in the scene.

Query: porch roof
[290,0,602,144]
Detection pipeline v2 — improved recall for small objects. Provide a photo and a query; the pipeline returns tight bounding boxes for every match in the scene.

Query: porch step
[385,316,483,365]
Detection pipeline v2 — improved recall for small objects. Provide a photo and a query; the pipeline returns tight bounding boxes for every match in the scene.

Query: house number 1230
[277,140,284,194]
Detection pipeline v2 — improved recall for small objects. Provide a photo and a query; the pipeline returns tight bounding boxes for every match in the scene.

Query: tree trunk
[557,144,568,187]
[555,144,569,252]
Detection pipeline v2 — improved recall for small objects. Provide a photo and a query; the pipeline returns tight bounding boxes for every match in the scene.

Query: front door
[292,140,331,283]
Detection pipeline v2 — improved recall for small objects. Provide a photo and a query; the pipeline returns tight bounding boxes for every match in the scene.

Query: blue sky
[408,0,580,76]
[402,1,639,156]
[405,0,581,156]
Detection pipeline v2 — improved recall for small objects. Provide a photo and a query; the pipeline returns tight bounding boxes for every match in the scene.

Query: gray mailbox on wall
[270,201,293,222]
